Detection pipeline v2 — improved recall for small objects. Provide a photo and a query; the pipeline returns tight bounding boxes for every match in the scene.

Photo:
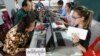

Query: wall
[3,0,17,17]
[32,0,73,6]
[32,0,58,6]
[75,0,100,22]
[0,0,4,5]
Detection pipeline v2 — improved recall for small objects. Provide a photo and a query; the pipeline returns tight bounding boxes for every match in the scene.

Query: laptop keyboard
[37,39,42,47]
[55,32,65,46]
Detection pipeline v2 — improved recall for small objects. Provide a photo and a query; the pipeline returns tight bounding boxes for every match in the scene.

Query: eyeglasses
[72,16,81,19]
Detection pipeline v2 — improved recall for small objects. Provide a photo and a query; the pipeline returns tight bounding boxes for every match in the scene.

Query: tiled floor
[0,20,100,56]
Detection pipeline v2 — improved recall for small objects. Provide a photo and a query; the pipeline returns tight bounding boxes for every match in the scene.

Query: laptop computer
[54,31,66,46]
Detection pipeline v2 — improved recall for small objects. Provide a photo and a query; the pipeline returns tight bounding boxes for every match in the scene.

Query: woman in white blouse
[62,2,75,26]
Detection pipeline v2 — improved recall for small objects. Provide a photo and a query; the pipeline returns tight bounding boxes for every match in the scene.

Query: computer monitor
[46,26,52,45]
[45,17,55,51]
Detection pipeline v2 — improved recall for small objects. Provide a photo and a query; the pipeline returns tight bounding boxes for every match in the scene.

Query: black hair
[22,0,28,7]
[28,0,32,2]
[66,2,76,10]
[57,0,63,5]
[17,14,35,33]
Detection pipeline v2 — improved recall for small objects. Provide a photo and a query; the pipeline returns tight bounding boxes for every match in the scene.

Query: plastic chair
[83,36,100,56]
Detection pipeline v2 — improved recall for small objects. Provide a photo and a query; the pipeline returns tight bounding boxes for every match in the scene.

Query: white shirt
[64,10,75,26]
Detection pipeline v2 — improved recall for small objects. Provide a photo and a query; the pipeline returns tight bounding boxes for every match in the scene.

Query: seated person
[57,0,66,16]
[35,0,44,9]
[3,14,35,56]
[14,0,32,25]
[71,6,93,53]
[62,2,76,26]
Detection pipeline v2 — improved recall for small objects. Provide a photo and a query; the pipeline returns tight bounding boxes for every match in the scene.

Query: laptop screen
[46,26,52,45]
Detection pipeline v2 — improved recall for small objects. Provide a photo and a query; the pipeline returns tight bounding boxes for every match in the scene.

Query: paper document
[52,22,66,29]
[26,48,46,56]
[67,26,88,40]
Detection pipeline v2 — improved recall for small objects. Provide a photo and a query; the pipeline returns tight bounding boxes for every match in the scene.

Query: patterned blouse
[3,25,29,55]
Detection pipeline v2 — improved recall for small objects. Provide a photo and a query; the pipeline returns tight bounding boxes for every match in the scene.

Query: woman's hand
[72,33,86,52]
[72,33,80,44]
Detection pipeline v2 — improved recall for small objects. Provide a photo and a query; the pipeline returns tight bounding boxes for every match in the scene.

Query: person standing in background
[14,0,32,25]
[35,0,44,9]
[14,0,20,11]
[25,0,36,10]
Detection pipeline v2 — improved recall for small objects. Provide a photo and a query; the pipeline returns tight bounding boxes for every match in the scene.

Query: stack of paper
[67,26,88,40]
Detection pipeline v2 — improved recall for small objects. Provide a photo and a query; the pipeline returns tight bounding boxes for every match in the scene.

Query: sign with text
[26,48,46,56]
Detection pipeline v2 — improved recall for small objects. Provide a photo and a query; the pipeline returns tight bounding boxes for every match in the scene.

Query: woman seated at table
[3,14,35,55]
[71,6,93,53]
[61,2,76,26]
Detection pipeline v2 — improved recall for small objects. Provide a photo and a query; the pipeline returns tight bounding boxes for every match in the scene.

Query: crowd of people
[0,0,100,56]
